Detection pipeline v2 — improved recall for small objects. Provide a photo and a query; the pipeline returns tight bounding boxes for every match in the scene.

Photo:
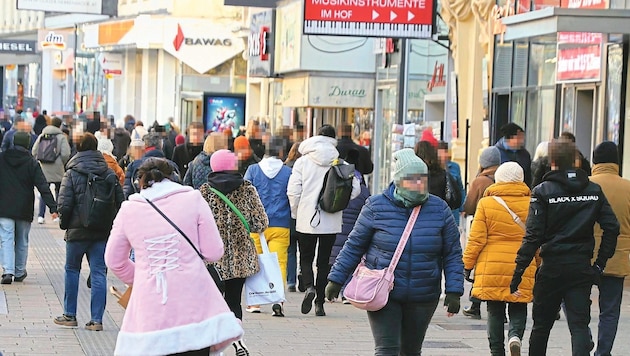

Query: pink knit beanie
[210,149,238,172]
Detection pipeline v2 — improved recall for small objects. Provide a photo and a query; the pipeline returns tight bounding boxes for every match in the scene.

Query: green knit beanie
[393,148,428,184]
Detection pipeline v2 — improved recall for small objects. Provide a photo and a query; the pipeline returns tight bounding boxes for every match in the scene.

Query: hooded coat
[330,178,370,264]
[590,163,630,277]
[463,166,498,216]
[328,184,464,302]
[112,127,131,160]
[31,125,71,183]
[58,150,124,242]
[244,157,292,228]
[105,181,243,356]
[287,136,361,235]
[0,146,57,221]
[463,182,536,303]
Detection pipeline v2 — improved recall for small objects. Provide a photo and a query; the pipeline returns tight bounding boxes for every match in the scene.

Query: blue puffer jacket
[330,180,371,265]
[328,183,464,303]
[244,158,292,228]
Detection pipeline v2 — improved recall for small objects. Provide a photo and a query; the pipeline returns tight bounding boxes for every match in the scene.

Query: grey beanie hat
[479,146,501,169]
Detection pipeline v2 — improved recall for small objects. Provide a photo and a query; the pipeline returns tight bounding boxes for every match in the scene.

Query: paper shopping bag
[245,233,286,305]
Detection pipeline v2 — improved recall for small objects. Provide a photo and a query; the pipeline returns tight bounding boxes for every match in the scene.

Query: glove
[592,264,603,285]
[464,269,472,282]
[325,281,342,301]
[443,293,460,314]
[510,270,524,294]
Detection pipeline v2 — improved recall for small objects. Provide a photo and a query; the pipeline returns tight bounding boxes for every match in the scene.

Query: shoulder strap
[209,187,250,233]
[492,196,526,231]
[388,205,421,271]
[143,196,205,261]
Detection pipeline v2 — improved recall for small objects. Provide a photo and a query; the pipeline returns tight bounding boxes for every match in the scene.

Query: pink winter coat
[105,180,243,356]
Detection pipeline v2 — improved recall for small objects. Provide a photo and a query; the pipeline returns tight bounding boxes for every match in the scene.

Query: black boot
[301,287,316,314]
[462,301,481,319]
[315,302,326,316]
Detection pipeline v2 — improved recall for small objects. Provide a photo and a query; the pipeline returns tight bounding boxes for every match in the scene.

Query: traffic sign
[303,0,435,38]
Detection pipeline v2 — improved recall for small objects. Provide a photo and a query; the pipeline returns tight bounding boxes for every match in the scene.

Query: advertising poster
[203,94,246,137]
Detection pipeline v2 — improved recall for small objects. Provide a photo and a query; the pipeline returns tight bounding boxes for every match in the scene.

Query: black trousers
[224,278,246,320]
[297,232,336,304]
[168,346,210,355]
[529,263,595,356]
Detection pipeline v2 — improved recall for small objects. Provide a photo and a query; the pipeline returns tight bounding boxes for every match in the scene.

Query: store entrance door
[574,88,596,157]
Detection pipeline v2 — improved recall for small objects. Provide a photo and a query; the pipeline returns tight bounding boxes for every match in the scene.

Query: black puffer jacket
[0,147,57,222]
[514,169,619,275]
[58,150,124,242]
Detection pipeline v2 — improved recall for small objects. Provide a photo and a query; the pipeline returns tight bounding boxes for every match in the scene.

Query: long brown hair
[285,142,302,164]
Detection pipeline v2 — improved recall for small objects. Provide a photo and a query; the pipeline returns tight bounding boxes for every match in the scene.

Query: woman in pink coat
[105,157,243,356]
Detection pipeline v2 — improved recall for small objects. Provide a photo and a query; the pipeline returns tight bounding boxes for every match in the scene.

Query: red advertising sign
[556,0,605,82]
[556,45,601,82]
[304,0,435,38]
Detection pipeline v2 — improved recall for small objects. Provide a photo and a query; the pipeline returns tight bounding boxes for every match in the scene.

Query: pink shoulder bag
[343,205,420,311]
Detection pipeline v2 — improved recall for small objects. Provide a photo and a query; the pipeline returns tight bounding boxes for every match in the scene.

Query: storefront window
[606,44,623,143]
[374,86,397,193]
[511,91,526,127]
[528,42,557,86]
[494,42,514,89]
[512,42,529,87]
[562,87,575,132]
[75,56,108,114]
[525,89,556,154]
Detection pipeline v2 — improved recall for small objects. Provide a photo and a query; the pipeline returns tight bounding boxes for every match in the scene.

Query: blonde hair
[533,141,549,161]
[203,132,227,154]
[285,141,302,163]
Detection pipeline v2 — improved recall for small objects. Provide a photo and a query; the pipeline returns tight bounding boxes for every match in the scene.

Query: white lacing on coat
[144,233,180,304]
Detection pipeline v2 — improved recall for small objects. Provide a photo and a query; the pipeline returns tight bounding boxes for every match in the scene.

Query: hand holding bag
[245,232,286,305]
[343,205,420,311]
[144,197,225,294]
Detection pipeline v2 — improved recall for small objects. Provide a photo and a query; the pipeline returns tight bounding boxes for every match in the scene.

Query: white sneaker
[37,217,45,224]
[53,217,60,223]
[508,336,521,356]
[245,306,261,313]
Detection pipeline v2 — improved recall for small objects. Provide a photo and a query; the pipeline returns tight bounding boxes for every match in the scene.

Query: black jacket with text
[514,169,619,276]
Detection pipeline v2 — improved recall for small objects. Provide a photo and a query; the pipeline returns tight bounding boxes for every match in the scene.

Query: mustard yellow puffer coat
[463,182,537,303]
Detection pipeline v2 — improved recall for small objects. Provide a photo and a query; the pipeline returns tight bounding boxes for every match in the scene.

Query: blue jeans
[0,218,32,277]
[38,182,60,218]
[64,240,107,323]
[286,218,297,287]
[367,299,439,355]
[595,276,624,356]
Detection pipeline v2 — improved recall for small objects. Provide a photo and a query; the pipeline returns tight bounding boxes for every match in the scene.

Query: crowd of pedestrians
[0,111,628,356]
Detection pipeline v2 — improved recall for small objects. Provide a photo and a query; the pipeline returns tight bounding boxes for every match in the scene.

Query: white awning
[502,7,630,41]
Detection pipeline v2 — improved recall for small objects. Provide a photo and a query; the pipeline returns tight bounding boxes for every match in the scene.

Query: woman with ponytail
[105,157,243,356]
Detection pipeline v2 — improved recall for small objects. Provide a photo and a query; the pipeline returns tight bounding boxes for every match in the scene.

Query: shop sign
[303,0,435,38]
[427,61,445,92]
[97,53,123,78]
[0,40,36,54]
[308,77,374,108]
[556,0,605,83]
[163,19,244,74]
[40,31,67,51]
[556,45,601,82]
[249,10,275,77]
[275,2,302,73]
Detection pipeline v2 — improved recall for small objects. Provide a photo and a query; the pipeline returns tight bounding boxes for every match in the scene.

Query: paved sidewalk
[2,222,630,355]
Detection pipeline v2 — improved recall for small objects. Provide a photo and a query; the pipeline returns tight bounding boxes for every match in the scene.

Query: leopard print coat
[199,181,268,280]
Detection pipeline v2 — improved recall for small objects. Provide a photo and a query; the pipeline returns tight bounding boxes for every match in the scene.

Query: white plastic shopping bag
[245,233,286,305]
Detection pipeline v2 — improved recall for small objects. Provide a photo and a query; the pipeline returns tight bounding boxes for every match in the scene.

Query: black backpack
[80,172,118,230]
[445,172,463,210]
[318,159,355,213]
[36,134,60,163]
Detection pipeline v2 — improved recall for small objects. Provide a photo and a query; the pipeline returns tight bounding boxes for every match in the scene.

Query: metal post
[396,39,410,125]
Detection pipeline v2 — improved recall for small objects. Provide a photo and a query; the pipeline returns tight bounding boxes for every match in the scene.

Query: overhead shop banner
[556,0,606,83]
[162,18,245,74]
[308,77,374,108]
[97,53,123,78]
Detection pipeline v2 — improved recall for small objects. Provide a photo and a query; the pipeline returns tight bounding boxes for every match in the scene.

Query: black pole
[396,38,409,125]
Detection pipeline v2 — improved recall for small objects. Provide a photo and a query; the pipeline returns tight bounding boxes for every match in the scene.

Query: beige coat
[590,163,630,277]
